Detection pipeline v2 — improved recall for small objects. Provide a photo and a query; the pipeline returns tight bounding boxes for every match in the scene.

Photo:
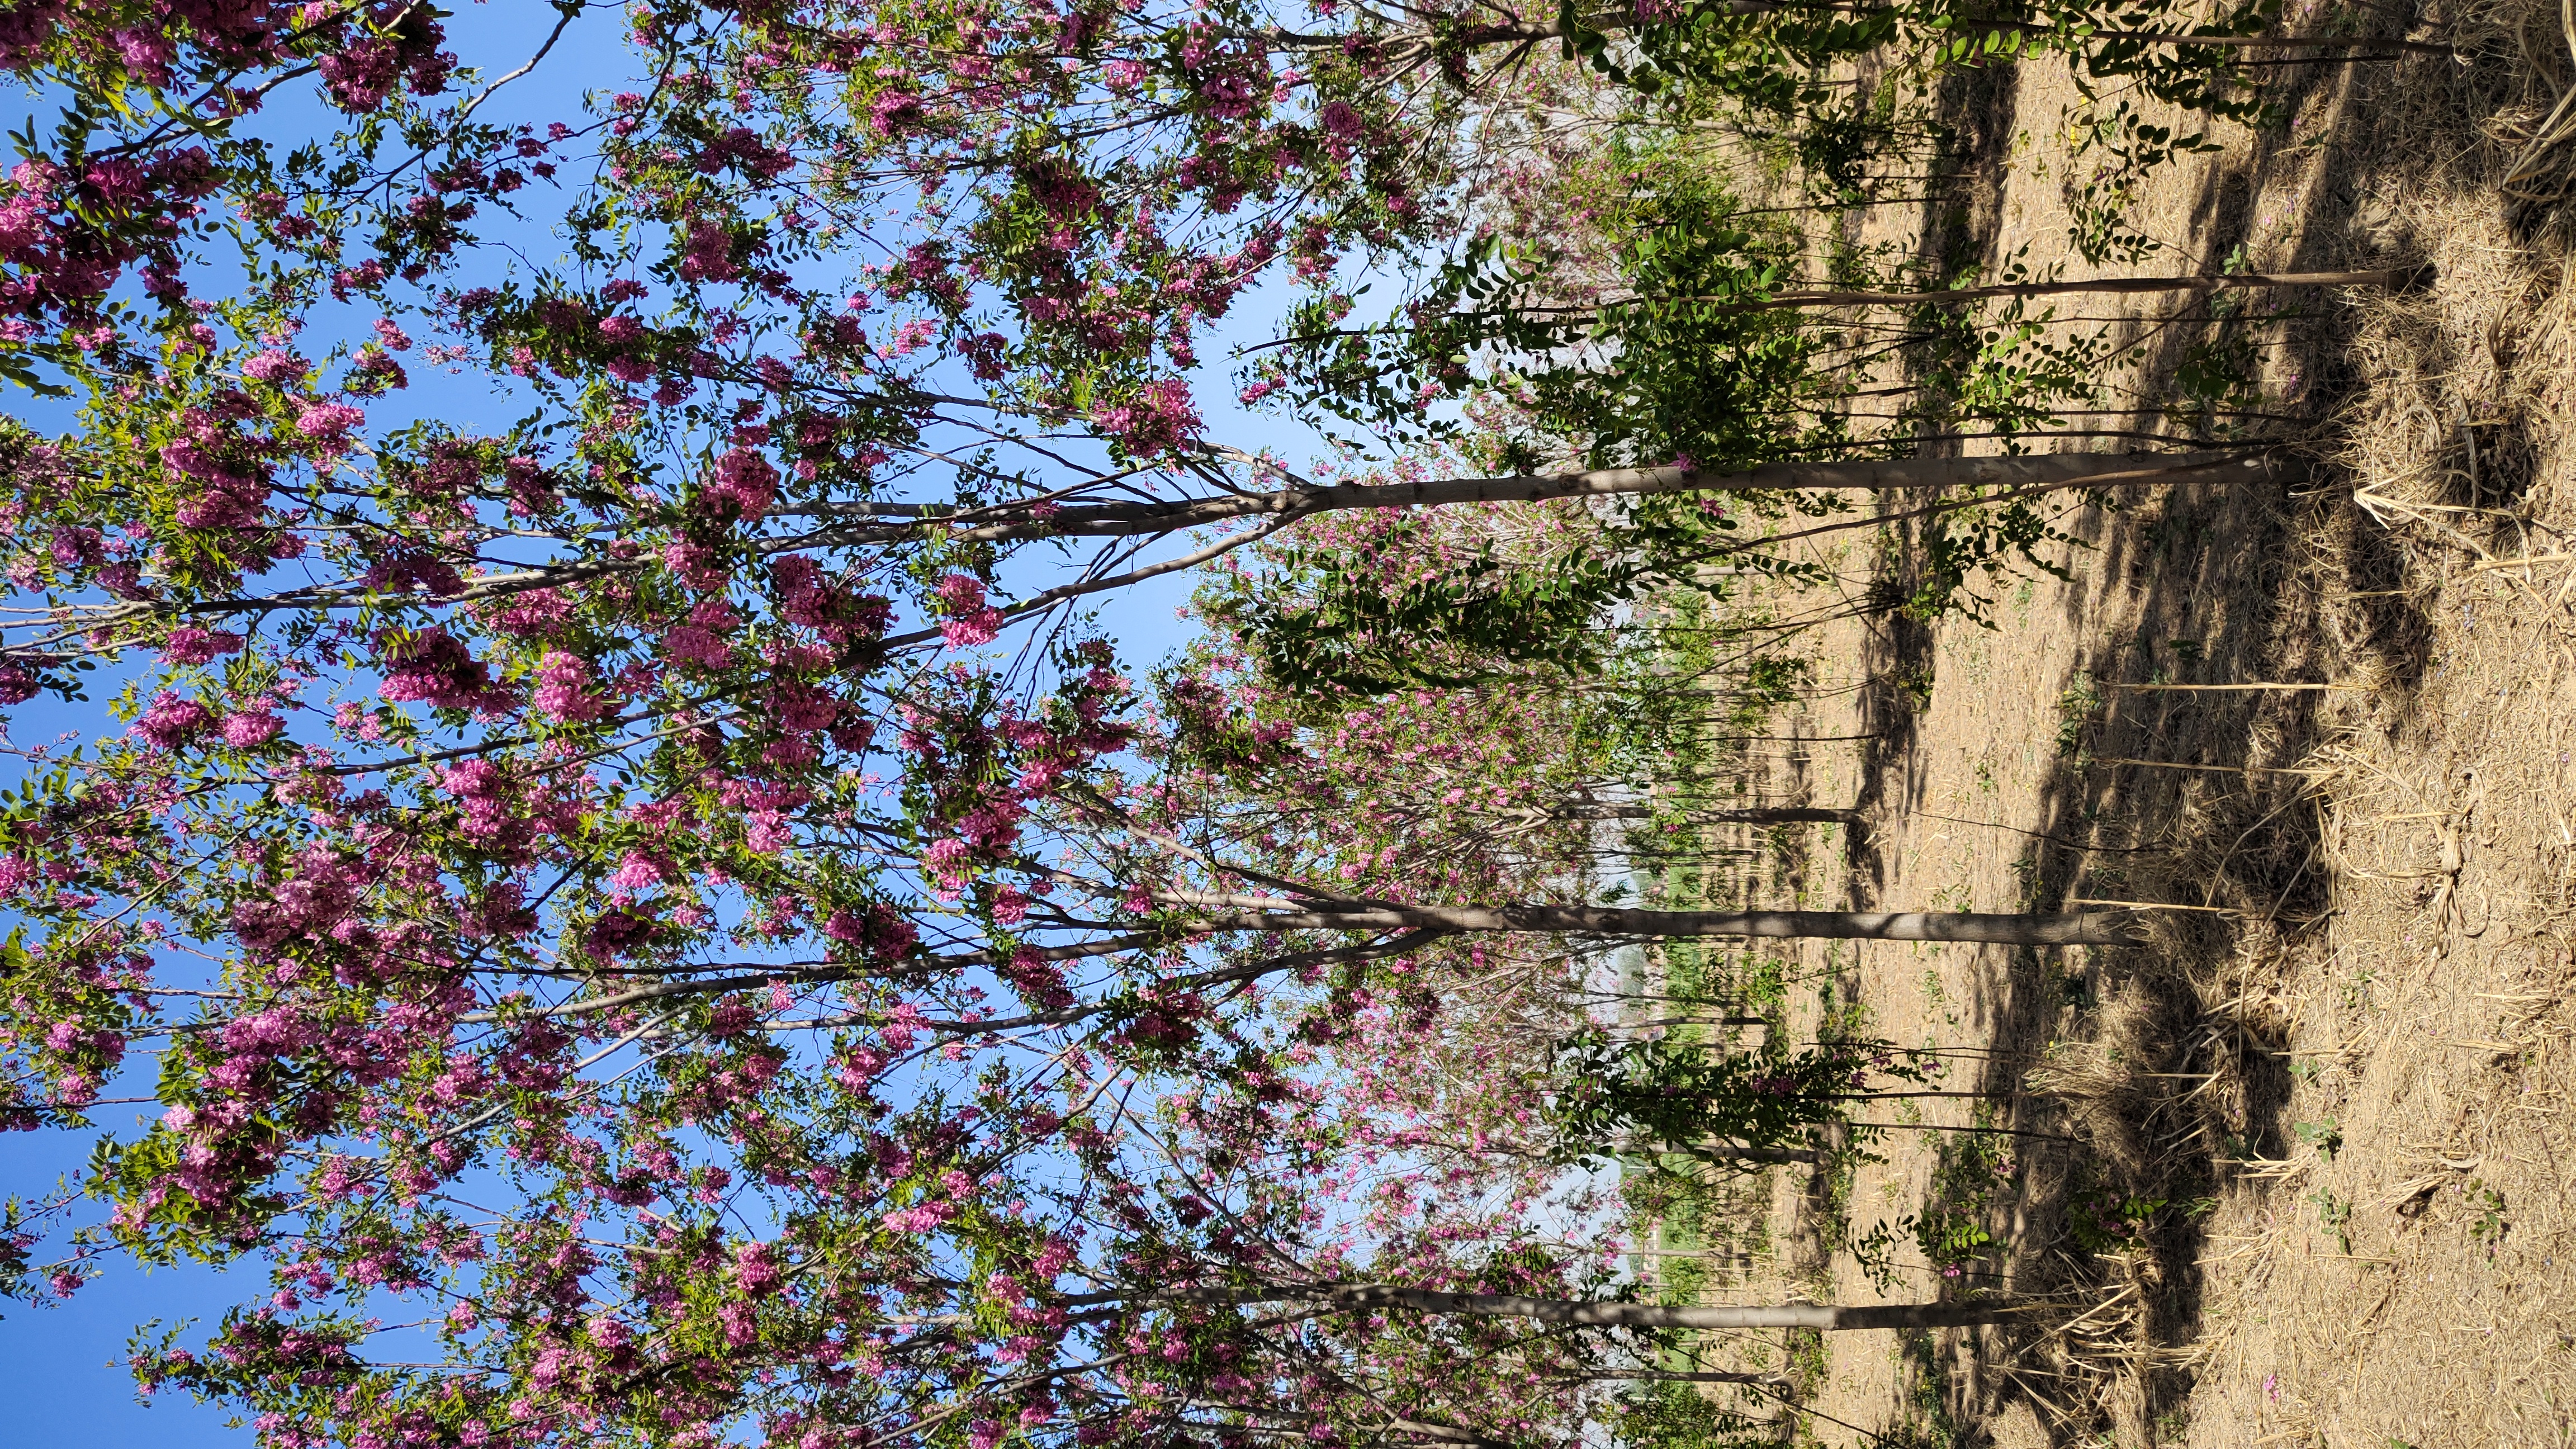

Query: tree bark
[1281,269,2431,360]
[1093,1282,2032,1332]
[1448,6,2451,55]
[1327,1285,2025,1331]
[1175,896,2144,947]
[1618,1131,1816,1164]
[1385,1420,1497,1446]
[1701,1146,1819,1164]
[1584,267,2436,316]
[1547,804,1858,825]
[1566,1361,1793,1371]
[888,449,2296,545]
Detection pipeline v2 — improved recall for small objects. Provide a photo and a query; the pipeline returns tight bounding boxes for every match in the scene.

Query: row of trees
[0,1,2405,1444]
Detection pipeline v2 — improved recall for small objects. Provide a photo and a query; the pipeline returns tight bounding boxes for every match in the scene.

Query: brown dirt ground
[1658,1,2576,1442]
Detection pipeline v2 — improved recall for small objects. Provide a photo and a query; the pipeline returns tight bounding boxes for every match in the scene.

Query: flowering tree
[1117,553,2142,1026]
[0,8,2164,1445]
[89,910,1642,1449]
[0,402,2086,1448]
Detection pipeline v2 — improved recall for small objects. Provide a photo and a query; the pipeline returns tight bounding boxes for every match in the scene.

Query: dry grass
[1658,0,2576,1439]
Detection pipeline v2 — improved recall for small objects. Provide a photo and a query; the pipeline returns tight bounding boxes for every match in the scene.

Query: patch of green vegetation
[1659,1247,1711,1306]
[1609,1379,1782,1449]
[2060,97,2222,264]
[1739,951,1789,1015]
[2294,1117,2343,1161]
[2054,673,2101,757]
[2468,1180,2508,1249]
[2312,1187,2354,1254]
[1898,667,1935,710]
[1783,1325,1830,1394]
[2064,1159,2168,1255]
[1852,1125,2016,1290]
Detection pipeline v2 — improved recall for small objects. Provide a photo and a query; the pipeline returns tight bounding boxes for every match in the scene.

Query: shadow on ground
[1817,8,2556,1436]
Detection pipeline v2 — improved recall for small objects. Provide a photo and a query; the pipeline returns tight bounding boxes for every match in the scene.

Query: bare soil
[1661,3,2576,1442]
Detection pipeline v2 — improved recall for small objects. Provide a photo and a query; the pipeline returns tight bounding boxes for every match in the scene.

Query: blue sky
[0,11,599,1435]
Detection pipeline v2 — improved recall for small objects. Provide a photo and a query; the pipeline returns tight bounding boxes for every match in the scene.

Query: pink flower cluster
[1090,377,1202,456]
[531,651,612,723]
[934,573,1005,648]
[376,628,513,713]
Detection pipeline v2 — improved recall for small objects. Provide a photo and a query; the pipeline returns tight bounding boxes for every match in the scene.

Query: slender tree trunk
[1145,1281,2024,1329]
[1619,1131,1816,1164]
[1455,5,2450,54]
[1595,267,2435,316]
[1547,804,1858,825]
[1576,1361,1782,1371]
[1846,1120,2080,1143]
[1673,729,1887,740]
[1278,271,2427,359]
[1175,894,2144,947]
[1385,1420,1490,1445]
[894,449,2295,544]
[1935,18,2450,53]
[1327,1285,2025,1331]
[1700,1146,1819,1165]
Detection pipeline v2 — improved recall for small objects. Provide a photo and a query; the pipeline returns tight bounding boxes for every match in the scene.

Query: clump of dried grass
[2334,68,2575,560]
[1996,1234,2225,1448]
[2497,0,2576,226]
[2323,0,2576,563]
[1802,7,2576,1439]
[2033,978,2177,1178]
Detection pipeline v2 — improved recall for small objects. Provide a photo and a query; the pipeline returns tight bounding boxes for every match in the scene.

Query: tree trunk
[1285,269,2428,365]
[1846,1119,2080,1143]
[1385,1420,1492,1446]
[1547,803,1858,825]
[1701,1145,1819,1165]
[894,449,2295,544]
[1619,1131,1816,1164]
[1576,1361,1782,1371]
[1451,6,2451,56]
[1608,267,2435,316]
[1178,896,2143,947]
[1112,1282,2031,1332]
[1329,1285,2024,1331]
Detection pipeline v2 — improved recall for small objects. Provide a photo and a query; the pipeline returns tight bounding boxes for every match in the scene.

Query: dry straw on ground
[1651,0,2576,1440]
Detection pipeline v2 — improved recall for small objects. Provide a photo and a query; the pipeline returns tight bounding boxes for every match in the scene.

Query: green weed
[2294,1118,2342,1160]
[2312,1187,2354,1253]
[2054,673,2100,757]
[2469,1180,2508,1247]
